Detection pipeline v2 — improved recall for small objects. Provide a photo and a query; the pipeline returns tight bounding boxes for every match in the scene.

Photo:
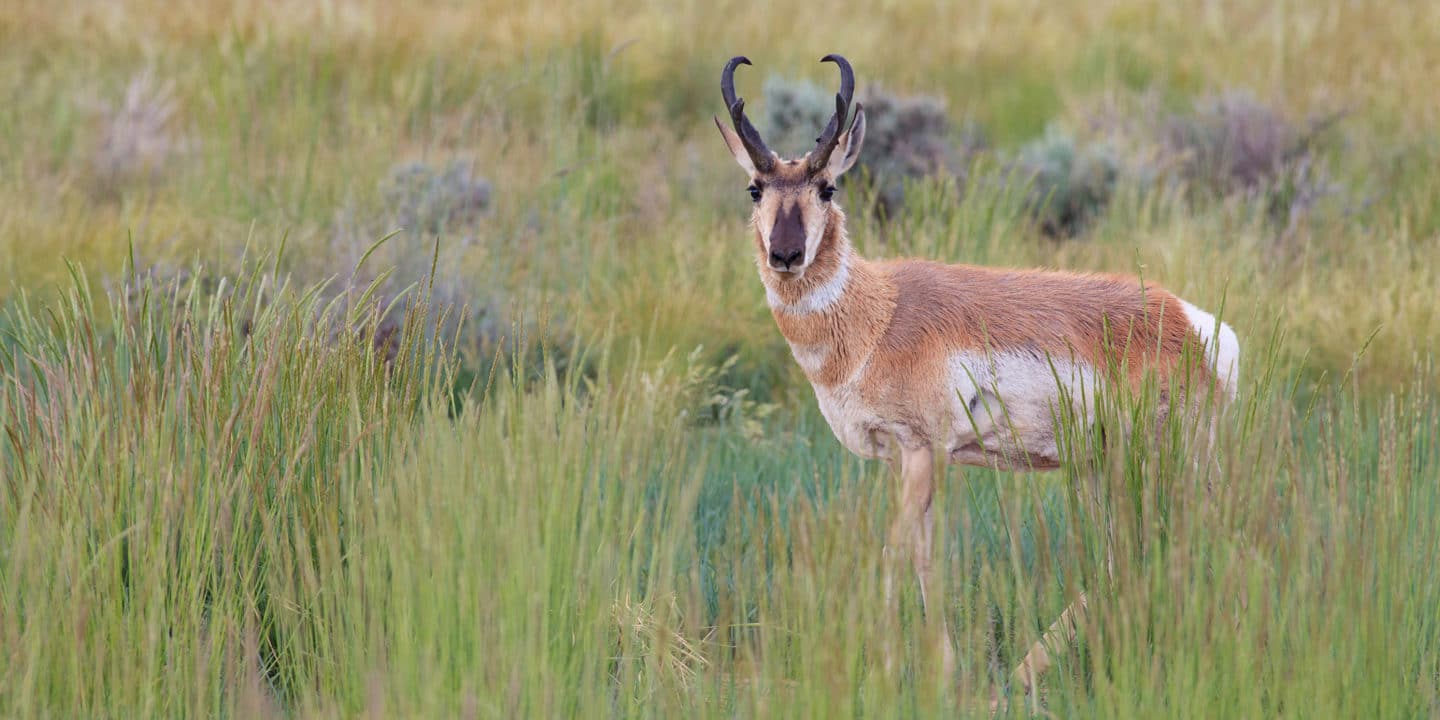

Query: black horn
[721,56,775,172]
[811,54,856,168]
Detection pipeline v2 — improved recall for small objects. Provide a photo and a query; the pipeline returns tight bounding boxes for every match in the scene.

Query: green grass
[3,261,1437,717]
[4,1,1440,717]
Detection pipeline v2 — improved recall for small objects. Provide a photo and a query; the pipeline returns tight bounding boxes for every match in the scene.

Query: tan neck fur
[762,214,897,388]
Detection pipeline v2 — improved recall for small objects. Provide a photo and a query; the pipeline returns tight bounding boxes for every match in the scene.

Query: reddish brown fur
[763,200,1212,449]
[718,57,1233,698]
[871,261,1202,392]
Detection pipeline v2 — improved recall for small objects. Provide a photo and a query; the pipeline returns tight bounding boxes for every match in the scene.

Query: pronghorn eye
[748,185,762,202]
[819,185,836,202]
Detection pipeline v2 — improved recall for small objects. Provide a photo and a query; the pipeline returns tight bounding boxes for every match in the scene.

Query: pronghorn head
[715,55,867,277]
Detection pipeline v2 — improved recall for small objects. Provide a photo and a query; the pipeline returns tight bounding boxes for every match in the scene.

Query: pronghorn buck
[714,55,1241,695]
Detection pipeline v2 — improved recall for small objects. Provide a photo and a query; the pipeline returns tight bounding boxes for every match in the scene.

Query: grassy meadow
[3,0,1440,716]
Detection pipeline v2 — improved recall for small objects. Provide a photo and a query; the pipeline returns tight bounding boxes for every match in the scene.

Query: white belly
[943,350,1099,470]
[807,349,1100,470]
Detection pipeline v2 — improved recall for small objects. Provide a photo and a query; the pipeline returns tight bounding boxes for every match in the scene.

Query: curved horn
[720,56,775,172]
[823,54,856,108]
[811,54,857,168]
[720,56,749,110]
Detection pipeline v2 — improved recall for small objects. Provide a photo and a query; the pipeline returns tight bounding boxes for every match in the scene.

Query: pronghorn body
[715,54,1239,701]
[765,216,1240,470]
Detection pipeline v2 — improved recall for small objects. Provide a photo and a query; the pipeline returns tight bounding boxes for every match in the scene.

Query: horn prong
[811,55,857,169]
[719,56,774,172]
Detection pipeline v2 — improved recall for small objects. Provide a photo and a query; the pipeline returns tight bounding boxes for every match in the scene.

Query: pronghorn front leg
[883,444,956,679]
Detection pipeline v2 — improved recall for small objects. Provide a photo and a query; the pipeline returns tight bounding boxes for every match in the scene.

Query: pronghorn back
[875,259,1210,393]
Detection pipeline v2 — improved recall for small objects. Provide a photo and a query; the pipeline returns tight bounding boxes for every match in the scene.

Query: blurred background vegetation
[2,1,1438,717]
[3,0,1437,394]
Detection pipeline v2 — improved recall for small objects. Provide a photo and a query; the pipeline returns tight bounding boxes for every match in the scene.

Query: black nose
[769,247,804,269]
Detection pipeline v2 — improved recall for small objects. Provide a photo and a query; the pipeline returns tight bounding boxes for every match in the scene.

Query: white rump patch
[767,258,850,315]
[1177,299,1241,399]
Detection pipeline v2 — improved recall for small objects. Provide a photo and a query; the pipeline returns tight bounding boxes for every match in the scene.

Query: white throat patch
[766,258,850,315]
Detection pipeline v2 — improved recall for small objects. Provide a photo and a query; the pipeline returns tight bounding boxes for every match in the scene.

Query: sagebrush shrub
[760,75,983,215]
[342,161,579,384]
[1010,126,1120,237]
[381,159,493,235]
[1087,90,1349,242]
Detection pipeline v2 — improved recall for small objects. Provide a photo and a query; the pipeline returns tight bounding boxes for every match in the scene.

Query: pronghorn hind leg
[1010,591,1089,699]
[1004,500,1111,704]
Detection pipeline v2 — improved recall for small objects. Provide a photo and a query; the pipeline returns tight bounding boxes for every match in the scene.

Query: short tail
[1214,320,1240,402]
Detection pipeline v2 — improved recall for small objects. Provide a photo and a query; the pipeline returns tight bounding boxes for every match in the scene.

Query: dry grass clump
[611,593,711,693]
[84,69,188,198]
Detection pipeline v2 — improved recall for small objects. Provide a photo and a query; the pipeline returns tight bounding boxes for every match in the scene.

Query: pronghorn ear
[825,104,866,178]
[714,116,758,176]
